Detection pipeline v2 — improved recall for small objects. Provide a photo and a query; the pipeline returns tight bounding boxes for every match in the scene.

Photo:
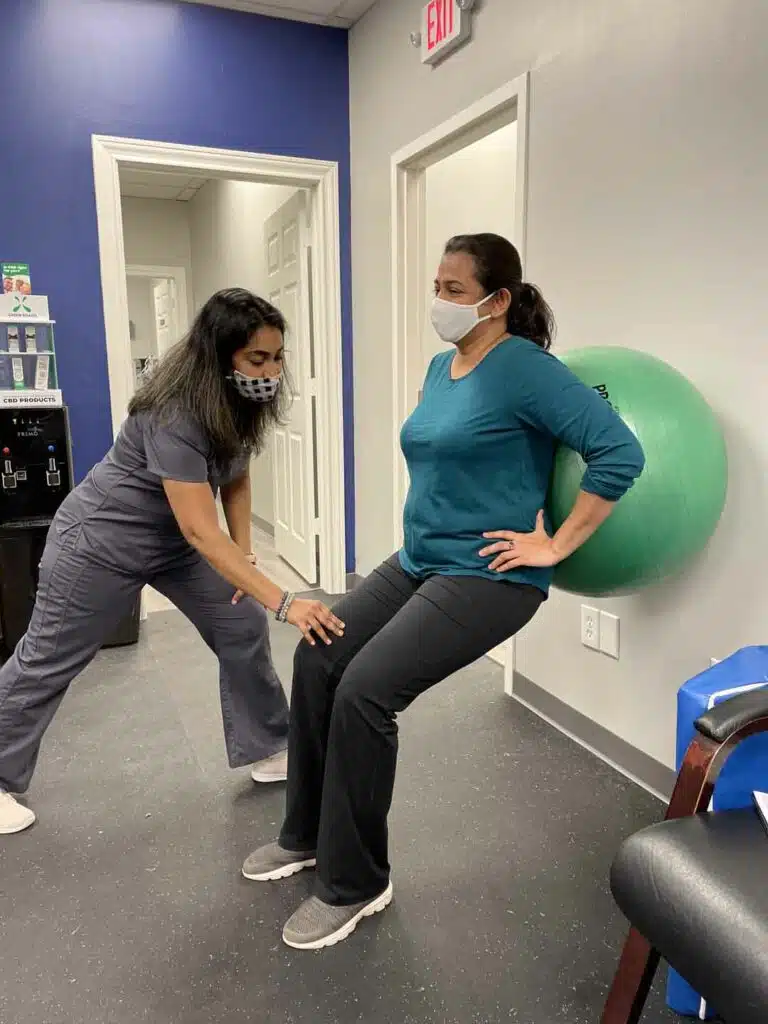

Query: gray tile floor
[2,604,682,1024]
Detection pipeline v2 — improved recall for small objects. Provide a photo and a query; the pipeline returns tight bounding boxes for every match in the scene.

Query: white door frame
[92,135,346,595]
[389,76,530,679]
[125,264,191,339]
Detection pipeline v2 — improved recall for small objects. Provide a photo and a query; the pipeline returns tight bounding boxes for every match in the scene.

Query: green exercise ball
[547,347,727,597]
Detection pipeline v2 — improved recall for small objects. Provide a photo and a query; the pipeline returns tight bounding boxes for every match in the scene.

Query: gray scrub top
[73,408,251,535]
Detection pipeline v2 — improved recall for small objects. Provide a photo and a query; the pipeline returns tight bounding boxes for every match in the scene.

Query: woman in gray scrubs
[0,288,344,835]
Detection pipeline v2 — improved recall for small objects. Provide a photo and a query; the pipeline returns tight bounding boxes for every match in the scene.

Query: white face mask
[430,292,498,345]
[228,370,281,403]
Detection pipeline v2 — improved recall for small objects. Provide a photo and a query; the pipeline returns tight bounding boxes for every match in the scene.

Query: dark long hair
[129,288,290,462]
[443,233,555,350]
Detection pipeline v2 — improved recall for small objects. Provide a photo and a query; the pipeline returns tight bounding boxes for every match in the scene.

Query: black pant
[279,555,544,906]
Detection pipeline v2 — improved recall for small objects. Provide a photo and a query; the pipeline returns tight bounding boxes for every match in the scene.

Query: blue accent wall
[0,0,355,570]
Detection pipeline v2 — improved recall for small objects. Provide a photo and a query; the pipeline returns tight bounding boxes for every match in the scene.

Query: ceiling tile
[119,169,209,201]
[121,183,187,200]
[176,0,378,28]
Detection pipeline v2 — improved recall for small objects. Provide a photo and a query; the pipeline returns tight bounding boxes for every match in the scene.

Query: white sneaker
[250,750,288,784]
[0,791,36,834]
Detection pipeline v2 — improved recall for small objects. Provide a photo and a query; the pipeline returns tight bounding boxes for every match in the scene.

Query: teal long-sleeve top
[398,336,645,594]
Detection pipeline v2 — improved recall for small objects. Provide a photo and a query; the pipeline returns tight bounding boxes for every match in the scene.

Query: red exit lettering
[427,0,455,52]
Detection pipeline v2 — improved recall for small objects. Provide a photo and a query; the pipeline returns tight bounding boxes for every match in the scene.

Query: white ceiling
[119,168,209,201]
[177,0,378,29]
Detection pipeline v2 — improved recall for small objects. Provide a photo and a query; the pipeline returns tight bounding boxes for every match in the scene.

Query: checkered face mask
[228,370,281,403]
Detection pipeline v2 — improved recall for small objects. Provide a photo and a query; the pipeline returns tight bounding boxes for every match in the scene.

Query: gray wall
[349,0,768,766]
[121,196,192,276]
[126,276,156,361]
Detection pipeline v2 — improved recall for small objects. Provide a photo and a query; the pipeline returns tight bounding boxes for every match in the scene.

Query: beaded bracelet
[275,591,295,623]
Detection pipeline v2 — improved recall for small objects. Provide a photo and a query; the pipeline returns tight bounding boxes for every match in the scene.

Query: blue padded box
[669,646,768,1018]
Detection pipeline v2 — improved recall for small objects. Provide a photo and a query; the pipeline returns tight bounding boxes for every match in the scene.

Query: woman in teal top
[244,233,645,950]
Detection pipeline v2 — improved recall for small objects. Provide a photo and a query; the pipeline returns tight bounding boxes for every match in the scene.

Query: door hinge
[313,517,320,535]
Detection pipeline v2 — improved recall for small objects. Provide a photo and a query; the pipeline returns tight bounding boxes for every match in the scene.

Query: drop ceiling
[177,0,378,29]
[120,168,209,201]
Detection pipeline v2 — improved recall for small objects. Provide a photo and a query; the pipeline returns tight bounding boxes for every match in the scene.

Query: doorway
[389,77,529,670]
[125,265,190,389]
[119,171,318,595]
[93,136,346,596]
[420,121,518,380]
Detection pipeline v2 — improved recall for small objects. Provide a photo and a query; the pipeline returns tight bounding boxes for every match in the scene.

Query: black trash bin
[102,597,142,649]
[0,404,142,662]
[0,525,142,662]
[0,522,49,663]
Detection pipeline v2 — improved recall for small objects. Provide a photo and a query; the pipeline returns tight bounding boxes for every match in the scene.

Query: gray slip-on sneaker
[282,882,393,950]
[242,841,316,881]
[0,791,36,834]
[250,751,288,784]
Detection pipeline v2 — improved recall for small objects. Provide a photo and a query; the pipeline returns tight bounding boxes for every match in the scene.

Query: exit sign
[421,0,472,66]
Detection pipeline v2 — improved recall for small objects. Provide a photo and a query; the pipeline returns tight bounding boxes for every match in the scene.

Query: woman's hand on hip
[287,598,346,646]
[480,510,559,571]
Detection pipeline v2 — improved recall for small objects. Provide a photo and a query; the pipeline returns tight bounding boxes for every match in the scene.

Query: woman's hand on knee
[286,598,345,646]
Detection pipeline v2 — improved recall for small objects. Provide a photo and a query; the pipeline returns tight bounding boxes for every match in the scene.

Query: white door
[421,122,518,667]
[421,121,518,383]
[152,277,179,356]
[264,191,318,585]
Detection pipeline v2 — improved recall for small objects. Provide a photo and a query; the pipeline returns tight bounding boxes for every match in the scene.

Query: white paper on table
[753,791,768,835]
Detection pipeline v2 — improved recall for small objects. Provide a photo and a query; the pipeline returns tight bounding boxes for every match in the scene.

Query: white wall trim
[125,264,191,336]
[503,637,516,696]
[389,75,530,553]
[92,135,347,594]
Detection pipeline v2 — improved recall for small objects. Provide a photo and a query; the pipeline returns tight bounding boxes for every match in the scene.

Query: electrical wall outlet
[599,611,620,659]
[581,605,600,650]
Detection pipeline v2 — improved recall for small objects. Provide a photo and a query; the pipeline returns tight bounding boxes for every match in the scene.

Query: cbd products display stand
[0,293,61,407]
[0,293,140,662]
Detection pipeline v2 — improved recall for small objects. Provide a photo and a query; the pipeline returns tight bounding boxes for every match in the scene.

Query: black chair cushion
[610,809,768,1023]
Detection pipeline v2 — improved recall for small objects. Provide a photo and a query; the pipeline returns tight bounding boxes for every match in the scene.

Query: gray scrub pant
[0,496,289,794]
